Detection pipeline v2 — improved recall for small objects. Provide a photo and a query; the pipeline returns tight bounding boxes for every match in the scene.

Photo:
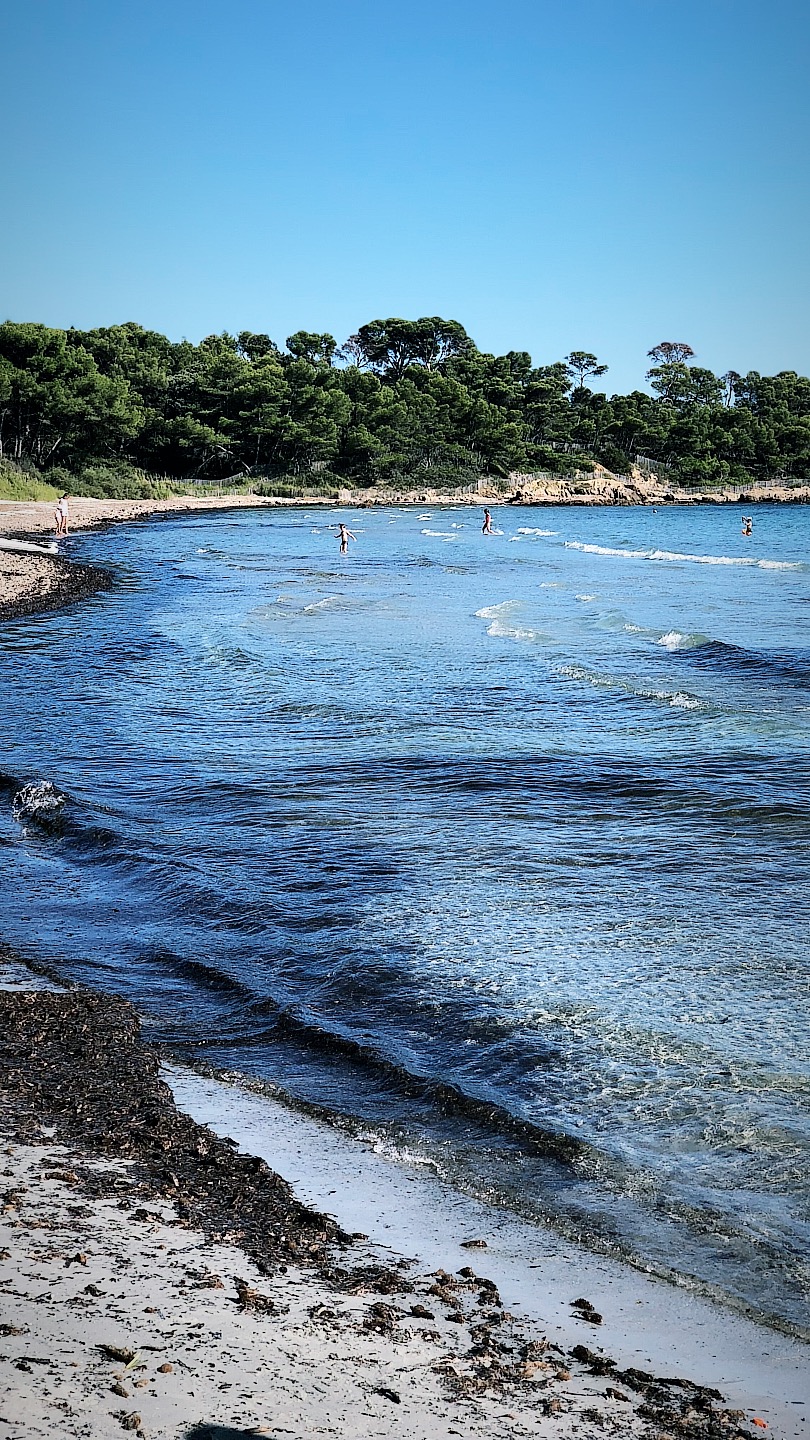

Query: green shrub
[0,457,61,502]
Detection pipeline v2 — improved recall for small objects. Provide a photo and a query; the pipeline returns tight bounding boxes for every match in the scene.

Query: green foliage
[1,319,807,491]
[0,456,60,501]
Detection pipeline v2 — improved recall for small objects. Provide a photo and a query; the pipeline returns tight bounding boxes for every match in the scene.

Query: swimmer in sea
[337,522,357,554]
[482,508,493,535]
[742,515,753,536]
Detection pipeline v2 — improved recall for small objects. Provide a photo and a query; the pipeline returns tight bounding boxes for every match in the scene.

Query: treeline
[0,318,808,494]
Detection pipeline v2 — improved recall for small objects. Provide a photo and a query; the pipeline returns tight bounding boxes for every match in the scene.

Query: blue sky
[1,0,807,392]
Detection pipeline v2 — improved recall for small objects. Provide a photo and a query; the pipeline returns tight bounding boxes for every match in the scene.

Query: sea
[1,502,808,1334]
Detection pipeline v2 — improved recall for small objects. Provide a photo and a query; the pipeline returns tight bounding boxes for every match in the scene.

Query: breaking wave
[564,541,804,570]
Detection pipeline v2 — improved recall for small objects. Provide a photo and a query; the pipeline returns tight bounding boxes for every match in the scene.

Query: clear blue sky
[1,0,807,392]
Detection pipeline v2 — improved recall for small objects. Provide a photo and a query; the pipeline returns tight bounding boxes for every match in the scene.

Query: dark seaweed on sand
[0,989,347,1271]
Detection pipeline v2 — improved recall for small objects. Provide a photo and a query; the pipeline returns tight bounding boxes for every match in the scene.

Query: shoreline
[0,967,806,1439]
[1,486,805,622]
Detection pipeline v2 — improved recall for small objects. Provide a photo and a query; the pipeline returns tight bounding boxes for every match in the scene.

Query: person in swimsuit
[337,523,357,554]
[742,515,753,536]
[482,508,493,535]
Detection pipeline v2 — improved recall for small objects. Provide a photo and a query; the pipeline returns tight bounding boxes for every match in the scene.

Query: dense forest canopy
[1,317,808,494]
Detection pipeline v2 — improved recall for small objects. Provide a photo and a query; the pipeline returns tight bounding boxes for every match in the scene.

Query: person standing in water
[482,507,494,535]
[742,515,753,536]
[54,494,70,536]
[337,522,357,554]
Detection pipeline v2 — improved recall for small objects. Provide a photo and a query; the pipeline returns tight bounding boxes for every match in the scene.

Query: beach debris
[110,1383,130,1397]
[460,1238,488,1249]
[336,1262,412,1295]
[98,1345,137,1364]
[752,1422,768,1430]
[540,1396,565,1415]
[571,1296,604,1323]
[113,1411,141,1431]
[234,1277,286,1314]
[0,1324,26,1336]
[373,1386,401,1404]
[363,1301,402,1334]
[157,1362,173,1373]
[605,1386,630,1402]
[409,1303,435,1319]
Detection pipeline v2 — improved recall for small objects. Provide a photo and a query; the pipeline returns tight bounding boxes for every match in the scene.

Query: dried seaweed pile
[0,989,346,1270]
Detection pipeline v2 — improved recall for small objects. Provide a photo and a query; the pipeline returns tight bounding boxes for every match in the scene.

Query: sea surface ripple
[1,503,808,1332]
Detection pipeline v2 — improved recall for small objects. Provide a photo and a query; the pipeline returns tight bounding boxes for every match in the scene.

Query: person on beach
[336,522,357,554]
[54,494,70,536]
[482,508,493,535]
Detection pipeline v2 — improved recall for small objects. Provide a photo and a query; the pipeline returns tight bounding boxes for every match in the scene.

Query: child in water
[337,522,357,553]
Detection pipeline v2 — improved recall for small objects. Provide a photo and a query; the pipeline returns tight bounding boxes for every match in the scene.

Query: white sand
[0,1135,660,1440]
[166,1066,809,1440]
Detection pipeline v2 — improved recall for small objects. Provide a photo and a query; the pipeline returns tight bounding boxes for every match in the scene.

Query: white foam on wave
[421,529,458,539]
[475,601,519,620]
[565,540,802,569]
[516,527,557,536]
[303,595,340,612]
[641,688,704,710]
[575,593,597,602]
[475,600,546,642]
[12,780,66,821]
[418,513,433,520]
[557,664,706,711]
[486,620,541,641]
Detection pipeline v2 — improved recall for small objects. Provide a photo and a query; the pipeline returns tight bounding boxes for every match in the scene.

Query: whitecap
[575,593,597,602]
[421,529,457,539]
[516,527,557,536]
[475,601,520,620]
[565,540,803,569]
[487,620,543,641]
[303,595,340,612]
[642,688,704,710]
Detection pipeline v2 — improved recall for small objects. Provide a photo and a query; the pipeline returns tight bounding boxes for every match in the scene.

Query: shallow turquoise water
[1,502,808,1329]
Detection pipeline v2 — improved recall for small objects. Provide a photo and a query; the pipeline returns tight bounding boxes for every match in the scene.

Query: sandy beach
[0,965,805,1440]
